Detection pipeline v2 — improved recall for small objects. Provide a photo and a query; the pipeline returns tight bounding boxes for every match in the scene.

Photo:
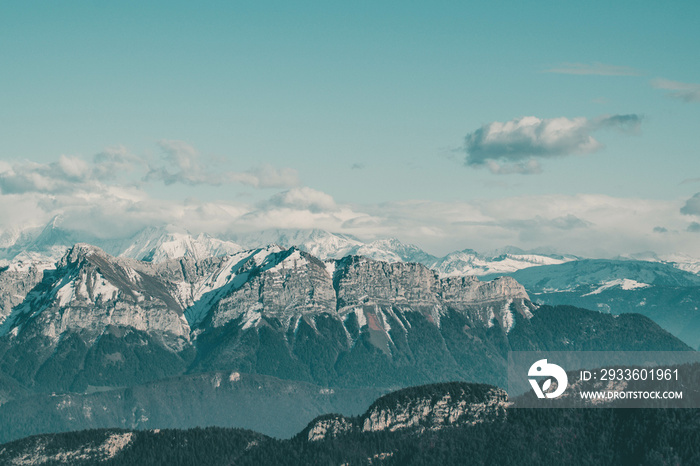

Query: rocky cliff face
[361,385,507,433]
[0,260,51,323]
[0,244,534,392]
[204,252,532,334]
[207,248,337,329]
[2,244,190,346]
[304,382,507,441]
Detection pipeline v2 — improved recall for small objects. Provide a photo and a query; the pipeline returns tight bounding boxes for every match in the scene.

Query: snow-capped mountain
[431,249,577,277]
[3,218,700,284]
[230,228,363,259]
[0,220,244,267]
[233,230,440,264]
[350,238,438,264]
[118,226,243,262]
[0,243,536,390]
[0,216,84,264]
[508,259,700,292]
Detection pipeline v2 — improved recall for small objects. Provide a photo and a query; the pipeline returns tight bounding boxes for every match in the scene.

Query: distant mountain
[431,249,577,277]
[497,259,700,348]
[0,219,588,279]
[118,226,243,262]
[231,228,364,258]
[0,216,83,264]
[503,259,700,291]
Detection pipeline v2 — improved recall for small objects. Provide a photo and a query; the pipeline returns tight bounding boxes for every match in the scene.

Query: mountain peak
[60,242,107,266]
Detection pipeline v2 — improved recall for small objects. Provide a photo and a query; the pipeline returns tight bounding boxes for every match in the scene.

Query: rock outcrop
[303,382,507,441]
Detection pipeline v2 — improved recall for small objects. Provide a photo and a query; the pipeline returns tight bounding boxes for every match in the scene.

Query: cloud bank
[1,143,698,260]
[464,114,642,174]
[0,148,141,195]
[0,141,299,198]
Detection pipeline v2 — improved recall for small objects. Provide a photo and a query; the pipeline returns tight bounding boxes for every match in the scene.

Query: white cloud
[0,141,298,198]
[652,79,700,103]
[464,114,642,174]
[267,187,337,212]
[1,182,698,259]
[544,62,642,76]
[351,194,699,258]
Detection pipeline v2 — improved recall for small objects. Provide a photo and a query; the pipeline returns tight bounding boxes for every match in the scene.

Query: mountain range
[0,216,584,275]
[3,216,700,350]
[0,241,689,443]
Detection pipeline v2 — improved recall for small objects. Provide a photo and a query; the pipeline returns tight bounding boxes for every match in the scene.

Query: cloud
[597,114,643,132]
[544,62,641,76]
[464,114,642,174]
[347,194,700,258]
[681,193,700,216]
[3,179,700,260]
[507,214,592,231]
[147,140,299,188]
[267,187,337,213]
[0,151,139,195]
[688,222,700,233]
[652,79,700,103]
[2,145,700,260]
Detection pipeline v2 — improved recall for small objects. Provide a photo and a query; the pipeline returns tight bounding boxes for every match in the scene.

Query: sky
[1,1,699,258]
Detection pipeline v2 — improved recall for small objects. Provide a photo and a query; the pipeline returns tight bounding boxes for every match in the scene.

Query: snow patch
[582,279,651,296]
[324,260,336,279]
[55,281,76,307]
[501,299,514,332]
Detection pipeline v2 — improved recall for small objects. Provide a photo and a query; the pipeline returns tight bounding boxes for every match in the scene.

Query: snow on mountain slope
[0,244,193,345]
[4,219,700,281]
[0,216,79,264]
[231,228,363,259]
[119,227,243,262]
[581,279,652,296]
[508,259,700,293]
[350,238,438,264]
[657,254,700,275]
[179,245,284,326]
[430,250,574,277]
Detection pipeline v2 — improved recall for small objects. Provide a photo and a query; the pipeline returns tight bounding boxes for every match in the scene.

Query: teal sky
[1,1,699,257]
